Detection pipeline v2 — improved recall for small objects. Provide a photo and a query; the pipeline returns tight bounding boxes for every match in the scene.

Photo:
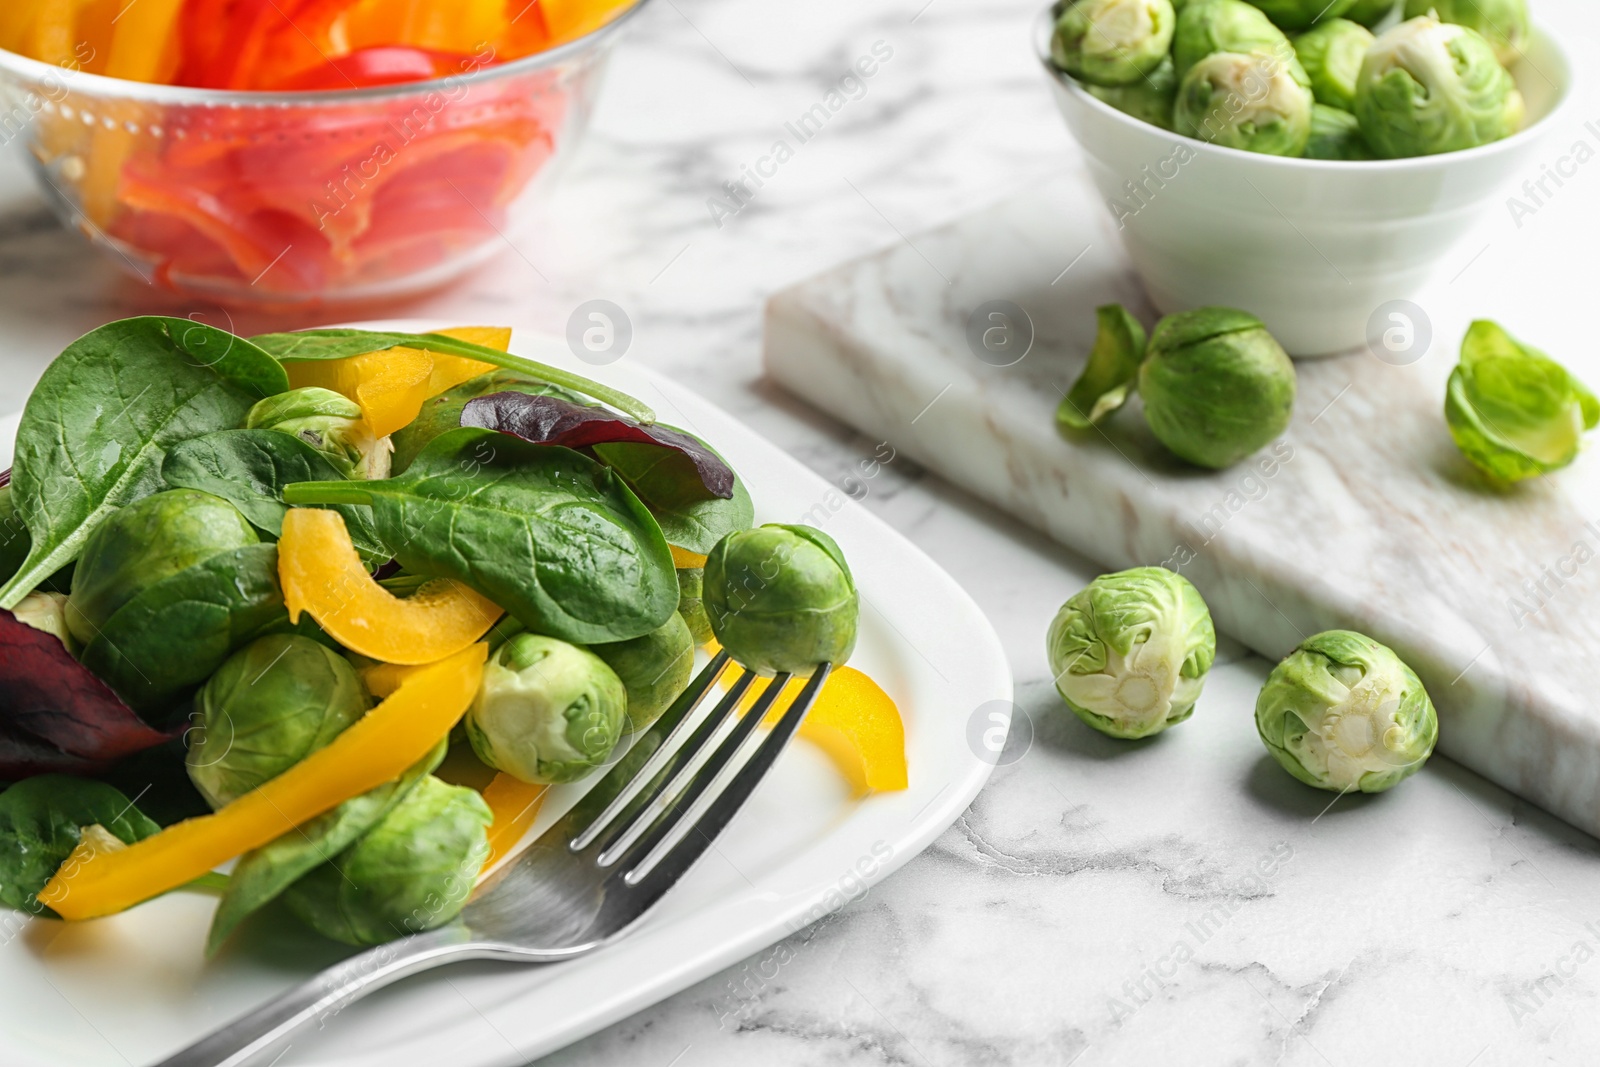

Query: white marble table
[3,0,1600,1063]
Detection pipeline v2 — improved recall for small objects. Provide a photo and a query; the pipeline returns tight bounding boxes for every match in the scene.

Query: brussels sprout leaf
[0,609,176,774]
[1057,305,1147,430]
[1445,320,1598,482]
[0,776,161,917]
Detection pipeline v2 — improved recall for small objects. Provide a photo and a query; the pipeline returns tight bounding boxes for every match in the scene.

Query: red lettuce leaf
[0,468,9,489]
[0,610,178,777]
[461,393,735,500]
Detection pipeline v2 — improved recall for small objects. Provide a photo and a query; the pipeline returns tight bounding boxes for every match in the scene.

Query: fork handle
[152,925,480,1067]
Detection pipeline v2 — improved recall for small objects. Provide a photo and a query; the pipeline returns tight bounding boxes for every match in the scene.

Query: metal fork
[154,650,829,1067]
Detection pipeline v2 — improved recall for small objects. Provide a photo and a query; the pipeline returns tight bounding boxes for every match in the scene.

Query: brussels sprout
[1051,0,1177,88]
[1058,304,1147,429]
[187,634,371,809]
[1402,0,1527,64]
[1444,320,1598,483]
[1242,0,1355,32]
[1354,16,1523,158]
[1294,17,1375,110]
[1088,56,1179,129]
[245,387,391,480]
[1256,630,1437,793]
[1173,0,1300,79]
[1304,102,1374,158]
[705,525,859,675]
[1047,567,1216,739]
[1175,50,1314,155]
[465,634,627,784]
[283,776,491,945]
[677,567,713,645]
[1139,308,1297,469]
[592,613,695,733]
[67,488,257,647]
[1343,0,1396,28]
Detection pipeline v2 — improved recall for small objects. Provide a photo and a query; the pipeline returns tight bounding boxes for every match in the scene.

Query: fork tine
[572,658,752,853]
[619,663,832,893]
[564,650,738,851]
[596,670,793,867]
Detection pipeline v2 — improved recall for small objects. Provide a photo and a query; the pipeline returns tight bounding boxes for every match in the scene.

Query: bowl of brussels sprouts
[1035,0,1576,356]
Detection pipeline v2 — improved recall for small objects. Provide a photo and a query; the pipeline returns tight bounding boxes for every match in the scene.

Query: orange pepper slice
[540,0,633,45]
[283,325,505,439]
[279,508,503,664]
[479,773,548,872]
[39,643,488,920]
[724,663,908,797]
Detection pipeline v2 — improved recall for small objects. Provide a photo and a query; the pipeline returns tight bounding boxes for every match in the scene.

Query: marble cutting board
[764,166,1600,838]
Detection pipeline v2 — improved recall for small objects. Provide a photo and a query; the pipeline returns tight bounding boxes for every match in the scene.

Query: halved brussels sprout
[246,386,391,480]
[1444,320,1598,482]
[465,633,627,784]
[1305,102,1373,159]
[1244,0,1355,32]
[1047,567,1216,739]
[1343,0,1397,28]
[1058,304,1147,429]
[1087,56,1179,129]
[1175,50,1314,156]
[1173,0,1300,79]
[188,634,371,810]
[1402,0,1527,65]
[1139,308,1297,469]
[705,525,859,675]
[282,775,491,945]
[1354,16,1523,158]
[67,488,257,648]
[1294,17,1375,110]
[591,612,695,733]
[1256,630,1437,793]
[1052,0,1177,87]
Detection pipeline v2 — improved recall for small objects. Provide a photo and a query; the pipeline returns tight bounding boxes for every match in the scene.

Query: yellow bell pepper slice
[280,508,503,665]
[39,643,488,920]
[283,325,504,439]
[0,1,46,53]
[480,774,548,873]
[424,325,506,395]
[360,660,424,699]
[724,663,908,797]
[670,545,707,569]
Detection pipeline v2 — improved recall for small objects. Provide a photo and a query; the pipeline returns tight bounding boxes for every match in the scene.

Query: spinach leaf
[284,428,678,644]
[206,738,445,954]
[0,318,288,610]
[0,776,160,917]
[78,543,285,715]
[391,371,584,475]
[162,430,388,562]
[0,487,72,593]
[591,436,754,555]
[249,328,655,424]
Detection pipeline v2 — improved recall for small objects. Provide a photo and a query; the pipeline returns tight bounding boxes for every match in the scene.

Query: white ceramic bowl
[1034,9,1576,356]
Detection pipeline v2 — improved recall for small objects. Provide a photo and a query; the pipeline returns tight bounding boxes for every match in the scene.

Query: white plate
[0,323,1011,1067]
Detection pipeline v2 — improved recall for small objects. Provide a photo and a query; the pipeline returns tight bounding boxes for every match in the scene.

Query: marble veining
[3,0,1600,1062]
